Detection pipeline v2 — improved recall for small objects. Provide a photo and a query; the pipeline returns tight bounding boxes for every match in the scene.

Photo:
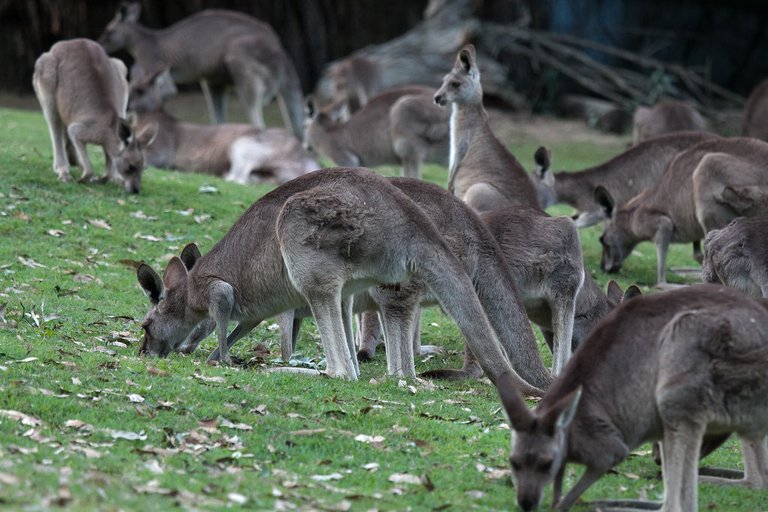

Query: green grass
[0,105,765,511]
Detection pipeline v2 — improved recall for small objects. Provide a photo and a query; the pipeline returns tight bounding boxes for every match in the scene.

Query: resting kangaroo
[434,44,540,212]
[703,215,768,298]
[129,70,318,185]
[304,86,449,179]
[497,284,768,511]
[531,131,717,227]
[32,38,155,193]
[136,167,539,394]
[597,137,768,284]
[742,79,768,141]
[99,3,305,136]
[174,177,553,390]
[632,99,708,146]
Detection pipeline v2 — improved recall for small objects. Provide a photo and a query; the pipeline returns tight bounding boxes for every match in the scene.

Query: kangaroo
[99,3,305,136]
[703,215,768,298]
[172,176,553,389]
[304,86,449,179]
[135,167,541,394]
[742,79,768,141]
[434,44,540,213]
[32,38,156,193]
[497,284,768,511]
[596,137,768,284]
[531,131,718,228]
[632,99,708,146]
[129,70,318,185]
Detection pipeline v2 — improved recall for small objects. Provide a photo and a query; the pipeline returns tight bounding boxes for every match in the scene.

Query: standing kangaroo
[632,99,708,146]
[33,38,156,193]
[531,131,717,228]
[304,86,449,179]
[434,44,540,212]
[99,3,305,137]
[136,167,539,394]
[742,79,768,141]
[597,137,768,284]
[703,215,768,298]
[129,70,318,185]
[497,284,768,511]
[173,177,553,390]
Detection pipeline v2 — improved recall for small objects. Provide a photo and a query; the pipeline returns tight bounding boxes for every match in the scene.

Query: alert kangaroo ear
[496,371,535,431]
[606,279,623,305]
[623,285,642,301]
[594,186,616,219]
[534,146,555,187]
[456,44,477,76]
[179,243,202,271]
[162,257,188,290]
[117,117,133,145]
[137,264,163,304]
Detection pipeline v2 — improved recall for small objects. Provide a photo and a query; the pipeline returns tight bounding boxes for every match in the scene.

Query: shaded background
[1,0,767,101]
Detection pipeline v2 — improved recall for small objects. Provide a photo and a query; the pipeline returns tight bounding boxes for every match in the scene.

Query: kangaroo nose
[518,497,535,511]
[434,94,444,106]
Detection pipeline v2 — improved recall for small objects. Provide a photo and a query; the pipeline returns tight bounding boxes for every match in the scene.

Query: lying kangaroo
[742,79,768,141]
[703,215,768,298]
[597,137,768,284]
[129,70,318,185]
[304,86,449,179]
[497,284,768,511]
[632,99,708,146]
[33,38,156,193]
[172,177,553,390]
[99,3,305,136]
[434,44,540,212]
[136,167,540,394]
[531,131,717,227]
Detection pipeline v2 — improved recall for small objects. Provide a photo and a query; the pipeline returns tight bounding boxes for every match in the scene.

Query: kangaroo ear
[162,257,188,290]
[179,243,201,271]
[120,1,141,23]
[135,121,158,147]
[117,117,133,144]
[594,186,616,219]
[137,263,163,304]
[623,285,642,301]
[606,279,624,305]
[153,68,177,98]
[542,387,582,434]
[456,44,477,75]
[496,371,535,431]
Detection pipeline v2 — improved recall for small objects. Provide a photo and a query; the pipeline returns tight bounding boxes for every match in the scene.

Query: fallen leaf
[0,409,42,426]
[64,419,91,430]
[311,473,343,482]
[0,473,19,485]
[194,214,211,224]
[147,367,169,377]
[290,428,326,436]
[127,394,145,403]
[110,430,147,441]
[88,219,112,230]
[227,493,247,505]
[355,434,385,444]
[134,233,162,242]
[47,229,65,237]
[193,374,226,384]
[362,462,380,472]
[133,480,173,495]
[388,473,421,485]
[219,417,252,431]
[7,357,38,364]
[130,211,158,221]
[18,256,47,269]
[198,185,219,194]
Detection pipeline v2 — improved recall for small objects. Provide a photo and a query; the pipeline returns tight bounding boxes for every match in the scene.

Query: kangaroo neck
[448,101,487,190]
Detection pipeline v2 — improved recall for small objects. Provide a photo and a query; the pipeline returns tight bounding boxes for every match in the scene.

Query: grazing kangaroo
[497,284,768,511]
[32,38,156,193]
[596,137,768,284]
[703,215,768,298]
[434,44,540,212]
[304,86,449,179]
[99,3,305,136]
[632,99,708,146]
[136,167,540,394]
[129,70,318,185]
[531,132,717,227]
[175,177,553,390]
[742,79,768,141]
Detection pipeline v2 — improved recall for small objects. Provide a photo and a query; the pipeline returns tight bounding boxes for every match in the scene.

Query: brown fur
[632,99,708,146]
[703,215,768,298]
[742,79,768,141]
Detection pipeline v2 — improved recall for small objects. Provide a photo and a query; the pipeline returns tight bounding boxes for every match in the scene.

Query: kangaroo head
[99,1,141,52]
[496,373,581,511]
[595,186,638,274]
[302,96,349,152]
[136,245,202,356]
[434,44,482,107]
[129,68,177,113]
[112,117,156,194]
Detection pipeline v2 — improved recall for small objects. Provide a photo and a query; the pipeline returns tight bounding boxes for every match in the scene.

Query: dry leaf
[362,463,380,472]
[310,473,343,482]
[88,219,112,230]
[354,434,385,444]
[148,367,169,377]
[110,430,147,441]
[193,374,226,384]
[227,493,247,505]
[18,256,47,269]
[134,233,162,242]
[388,473,421,485]
[127,394,145,403]
[219,417,252,431]
[47,229,65,237]
[0,409,42,426]
[0,473,19,485]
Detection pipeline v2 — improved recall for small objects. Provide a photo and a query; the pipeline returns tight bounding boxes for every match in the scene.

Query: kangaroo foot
[699,467,767,488]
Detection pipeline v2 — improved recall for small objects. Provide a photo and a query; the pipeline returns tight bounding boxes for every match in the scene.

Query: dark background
[1,0,767,99]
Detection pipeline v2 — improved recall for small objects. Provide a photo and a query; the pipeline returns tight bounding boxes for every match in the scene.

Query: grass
[0,103,765,511]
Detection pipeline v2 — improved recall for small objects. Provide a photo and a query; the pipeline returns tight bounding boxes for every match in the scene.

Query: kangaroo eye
[450,81,461,89]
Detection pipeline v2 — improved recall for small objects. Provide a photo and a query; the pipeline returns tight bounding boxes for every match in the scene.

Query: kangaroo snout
[433,93,446,106]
